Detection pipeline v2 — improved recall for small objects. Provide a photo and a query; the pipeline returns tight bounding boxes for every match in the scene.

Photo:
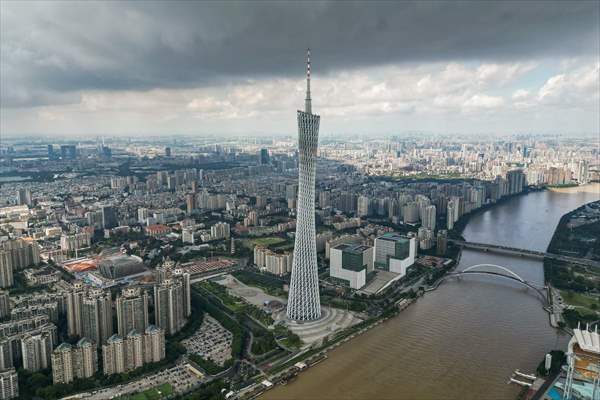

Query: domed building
[98,254,146,279]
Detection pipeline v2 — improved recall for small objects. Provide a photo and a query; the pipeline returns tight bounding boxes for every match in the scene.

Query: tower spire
[305,48,312,114]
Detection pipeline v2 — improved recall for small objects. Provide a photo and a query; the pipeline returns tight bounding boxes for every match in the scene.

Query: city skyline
[1,1,599,137]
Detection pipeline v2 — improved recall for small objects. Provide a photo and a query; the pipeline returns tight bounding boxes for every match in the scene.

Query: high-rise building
[157,171,168,186]
[418,227,434,250]
[402,201,420,224]
[182,228,196,245]
[374,232,417,277]
[81,289,113,345]
[255,195,266,209]
[506,169,525,195]
[446,199,459,230]
[51,343,74,384]
[436,230,449,256]
[318,191,331,209]
[67,284,113,344]
[21,331,54,371]
[60,232,92,252]
[244,211,258,227]
[0,254,13,289]
[16,189,32,206]
[210,222,230,240]
[116,287,149,337]
[186,193,195,215]
[0,368,18,400]
[167,176,176,190]
[285,184,298,200]
[0,239,40,271]
[101,205,118,229]
[73,337,97,380]
[102,327,165,376]
[0,291,10,320]
[577,160,589,184]
[137,207,149,224]
[422,205,437,231]
[254,246,293,276]
[154,258,174,284]
[47,144,55,160]
[259,148,270,165]
[102,334,125,375]
[143,325,166,364]
[86,210,104,230]
[0,342,9,370]
[357,195,370,217]
[0,340,12,371]
[330,244,373,289]
[51,338,97,384]
[153,271,190,336]
[287,49,321,322]
[124,330,144,371]
[101,146,112,158]
[66,282,85,338]
[60,144,77,160]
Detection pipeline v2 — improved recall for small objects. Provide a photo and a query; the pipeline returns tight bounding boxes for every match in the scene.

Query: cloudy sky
[1,1,599,137]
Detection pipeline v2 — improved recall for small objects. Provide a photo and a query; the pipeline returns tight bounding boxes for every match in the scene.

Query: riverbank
[548,184,599,193]
[450,187,545,239]
[243,297,418,399]
[544,196,600,329]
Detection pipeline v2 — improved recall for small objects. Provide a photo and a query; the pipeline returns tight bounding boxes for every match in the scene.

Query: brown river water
[263,184,600,400]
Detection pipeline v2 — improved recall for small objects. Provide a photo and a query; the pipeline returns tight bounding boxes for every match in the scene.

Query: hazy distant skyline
[1,1,599,137]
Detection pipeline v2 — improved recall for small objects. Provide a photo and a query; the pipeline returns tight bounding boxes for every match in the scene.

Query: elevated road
[449,239,600,268]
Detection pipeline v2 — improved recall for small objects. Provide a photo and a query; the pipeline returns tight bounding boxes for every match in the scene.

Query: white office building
[374,233,417,277]
[330,244,373,289]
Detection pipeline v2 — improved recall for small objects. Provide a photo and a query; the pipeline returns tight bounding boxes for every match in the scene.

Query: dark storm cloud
[1,0,598,107]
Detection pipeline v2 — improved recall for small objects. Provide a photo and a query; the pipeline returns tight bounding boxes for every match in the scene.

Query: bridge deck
[449,239,600,268]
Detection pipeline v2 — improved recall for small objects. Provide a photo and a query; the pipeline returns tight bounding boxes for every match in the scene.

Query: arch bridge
[432,264,549,305]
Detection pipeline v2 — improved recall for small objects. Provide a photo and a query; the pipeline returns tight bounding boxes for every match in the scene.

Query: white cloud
[2,60,598,136]
[512,89,530,100]
[463,94,505,109]
[37,109,65,121]
[476,63,537,86]
[537,63,599,106]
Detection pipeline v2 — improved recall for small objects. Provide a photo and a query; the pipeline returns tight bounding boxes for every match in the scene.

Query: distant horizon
[1,130,599,142]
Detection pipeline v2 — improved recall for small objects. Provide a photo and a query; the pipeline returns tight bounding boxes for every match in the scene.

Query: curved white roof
[569,324,600,355]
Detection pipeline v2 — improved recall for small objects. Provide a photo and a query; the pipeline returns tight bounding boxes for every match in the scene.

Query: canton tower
[287,49,321,321]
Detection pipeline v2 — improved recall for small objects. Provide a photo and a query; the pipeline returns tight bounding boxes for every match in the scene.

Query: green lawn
[560,290,600,312]
[124,383,174,400]
[232,270,287,297]
[241,236,286,249]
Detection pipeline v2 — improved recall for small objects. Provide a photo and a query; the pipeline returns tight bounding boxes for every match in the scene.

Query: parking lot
[182,314,233,366]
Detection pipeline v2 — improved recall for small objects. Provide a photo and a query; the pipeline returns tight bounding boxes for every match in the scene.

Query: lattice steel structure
[286,49,322,321]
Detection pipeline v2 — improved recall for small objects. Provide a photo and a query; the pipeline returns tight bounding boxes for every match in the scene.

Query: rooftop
[571,325,600,355]
[377,232,409,242]
[334,243,371,254]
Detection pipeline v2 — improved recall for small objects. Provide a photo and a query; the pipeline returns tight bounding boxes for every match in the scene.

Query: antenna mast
[305,48,312,114]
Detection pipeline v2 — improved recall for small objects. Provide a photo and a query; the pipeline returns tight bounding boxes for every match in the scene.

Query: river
[263,184,600,400]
